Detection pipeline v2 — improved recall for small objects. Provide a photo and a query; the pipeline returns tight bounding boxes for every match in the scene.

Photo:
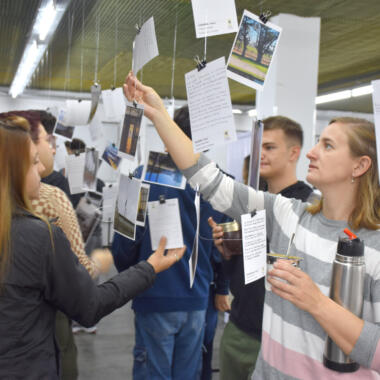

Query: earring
[351,177,355,183]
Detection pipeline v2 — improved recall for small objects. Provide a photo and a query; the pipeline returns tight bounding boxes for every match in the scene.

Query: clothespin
[194,55,207,71]
[159,195,166,204]
[135,23,141,34]
[259,10,272,24]
[251,209,257,218]
[133,100,138,108]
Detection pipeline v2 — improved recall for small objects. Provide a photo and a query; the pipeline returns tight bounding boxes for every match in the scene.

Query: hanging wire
[80,0,85,92]
[94,12,100,84]
[113,9,119,89]
[64,12,74,92]
[48,46,52,98]
[170,8,178,100]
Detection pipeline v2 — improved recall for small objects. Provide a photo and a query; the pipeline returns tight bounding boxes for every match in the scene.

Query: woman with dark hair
[123,72,380,379]
[0,116,185,379]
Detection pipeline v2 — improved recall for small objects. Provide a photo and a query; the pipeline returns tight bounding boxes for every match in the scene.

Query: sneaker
[82,326,97,334]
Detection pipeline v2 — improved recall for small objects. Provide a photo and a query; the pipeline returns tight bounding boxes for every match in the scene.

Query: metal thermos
[323,229,365,372]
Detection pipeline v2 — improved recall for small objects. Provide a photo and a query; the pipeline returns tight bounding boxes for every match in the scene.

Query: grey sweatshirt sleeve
[182,154,265,221]
[43,226,156,327]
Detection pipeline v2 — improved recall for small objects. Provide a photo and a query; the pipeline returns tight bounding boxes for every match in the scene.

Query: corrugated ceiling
[1,0,379,112]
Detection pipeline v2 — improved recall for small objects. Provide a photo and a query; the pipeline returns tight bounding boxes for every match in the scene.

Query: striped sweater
[183,155,380,379]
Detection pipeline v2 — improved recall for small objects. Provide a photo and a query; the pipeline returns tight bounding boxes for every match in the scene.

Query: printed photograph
[136,184,150,227]
[119,103,144,159]
[83,148,99,192]
[227,10,281,90]
[142,151,186,189]
[114,206,136,241]
[53,109,75,140]
[102,143,121,170]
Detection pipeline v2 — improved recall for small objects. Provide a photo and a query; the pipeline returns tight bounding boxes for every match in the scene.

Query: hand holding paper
[147,237,186,273]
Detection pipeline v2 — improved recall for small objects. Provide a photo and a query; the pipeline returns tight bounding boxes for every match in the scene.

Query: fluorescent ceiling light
[316,90,351,105]
[352,85,373,97]
[9,0,71,98]
[248,109,257,117]
[232,109,243,114]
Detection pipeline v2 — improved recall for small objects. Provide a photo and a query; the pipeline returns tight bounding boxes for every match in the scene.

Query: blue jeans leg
[135,310,206,380]
[133,315,149,380]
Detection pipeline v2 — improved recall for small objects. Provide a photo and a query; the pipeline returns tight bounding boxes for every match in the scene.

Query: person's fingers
[166,246,186,262]
[156,236,167,255]
[208,217,217,228]
[215,238,223,246]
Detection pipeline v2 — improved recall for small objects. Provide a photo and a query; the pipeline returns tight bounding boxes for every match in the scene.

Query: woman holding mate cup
[123,72,380,379]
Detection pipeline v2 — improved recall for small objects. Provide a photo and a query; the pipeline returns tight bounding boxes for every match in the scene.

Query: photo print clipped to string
[148,197,184,250]
[241,209,267,284]
[191,0,238,38]
[189,184,200,288]
[142,151,186,190]
[102,142,121,170]
[132,17,159,75]
[53,109,75,141]
[119,101,144,160]
[135,183,150,227]
[82,148,100,193]
[185,56,237,153]
[113,173,142,241]
[372,80,380,184]
[226,10,282,91]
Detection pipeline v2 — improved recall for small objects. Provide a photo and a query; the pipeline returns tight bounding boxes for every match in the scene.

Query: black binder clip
[129,172,133,179]
[133,100,138,108]
[259,11,272,24]
[251,209,257,218]
[135,24,141,34]
[194,55,207,71]
[74,151,80,156]
[159,195,166,204]
[111,86,115,91]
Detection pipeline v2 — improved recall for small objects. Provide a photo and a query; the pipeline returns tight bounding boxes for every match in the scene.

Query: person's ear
[352,155,371,178]
[289,145,301,162]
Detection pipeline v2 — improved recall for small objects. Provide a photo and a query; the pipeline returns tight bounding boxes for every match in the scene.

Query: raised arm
[123,72,199,171]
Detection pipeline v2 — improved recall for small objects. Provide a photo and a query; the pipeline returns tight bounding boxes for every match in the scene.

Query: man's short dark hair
[263,116,303,147]
[174,105,192,140]
[36,110,56,135]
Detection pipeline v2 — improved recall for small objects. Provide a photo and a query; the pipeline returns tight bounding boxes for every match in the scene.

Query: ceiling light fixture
[9,0,72,98]
[232,109,243,114]
[248,109,257,117]
[316,84,373,105]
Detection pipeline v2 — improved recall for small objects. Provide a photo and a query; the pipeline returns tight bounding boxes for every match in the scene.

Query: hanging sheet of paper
[88,83,102,124]
[191,0,238,38]
[65,100,91,126]
[102,184,118,222]
[148,198,184,250]
[53,109,75,141]
[66,153,85,194]
[54,137,68,171]
[241,210,267,285]
[226,10,282,91]
[132,17,159,74]
[82,148,99,192]
[102,143,121,170]
[119,102,144,160]
[372,80,380,184]
[136,183,150,227]
[189,185,200,288]
[114,174,141,240]
[88,112,103,142]
[142,151,186,189]
[102,88,126,122]
[248,120,264,190]
[185,57,236,152]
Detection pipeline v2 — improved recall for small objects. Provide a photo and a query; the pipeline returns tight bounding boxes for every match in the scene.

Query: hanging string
[113,10,119,89]
[203,14,208,62]
[94,12,100,84]
[64,12,74,92]
[80,0,85,92]
[48,46,52,98]
[170,8,178,100]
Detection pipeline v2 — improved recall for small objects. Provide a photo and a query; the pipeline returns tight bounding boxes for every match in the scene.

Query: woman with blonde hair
[0,115,184,379]
[123,72,380,379]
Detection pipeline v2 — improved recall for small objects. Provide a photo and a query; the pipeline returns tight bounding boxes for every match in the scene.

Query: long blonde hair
[0,116,35,283]
[307,117,380,230]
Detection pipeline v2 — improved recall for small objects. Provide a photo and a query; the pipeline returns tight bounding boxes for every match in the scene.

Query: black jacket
[0,212,155,379]
[226,181,313,340]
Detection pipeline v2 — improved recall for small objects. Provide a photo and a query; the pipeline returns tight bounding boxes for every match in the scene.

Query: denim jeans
[133,310,206,380]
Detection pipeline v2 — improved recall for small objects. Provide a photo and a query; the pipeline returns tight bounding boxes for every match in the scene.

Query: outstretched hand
[147,237,186,274]
[123,72,168,122]
[208,217,225,256]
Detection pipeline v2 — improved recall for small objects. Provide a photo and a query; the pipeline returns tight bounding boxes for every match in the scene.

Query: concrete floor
[75,267,225,380]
